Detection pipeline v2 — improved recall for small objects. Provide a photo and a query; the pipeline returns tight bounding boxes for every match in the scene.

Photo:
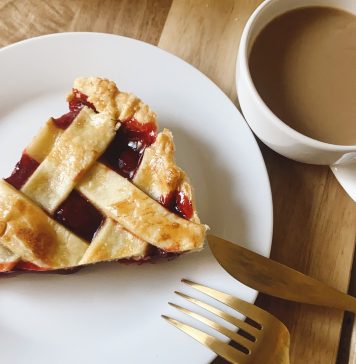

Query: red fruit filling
[53,89,97,129]
[5,153,40,190]
[1,91,195,274]
[100,118,157,180]
[54,190,104,242]
[15,261,48,271]
[160,190,193,220]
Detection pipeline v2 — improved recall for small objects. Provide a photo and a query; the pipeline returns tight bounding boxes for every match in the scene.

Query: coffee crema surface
[249,6,356,146]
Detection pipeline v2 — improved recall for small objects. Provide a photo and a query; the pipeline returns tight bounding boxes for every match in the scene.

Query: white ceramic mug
[236,0,356,201]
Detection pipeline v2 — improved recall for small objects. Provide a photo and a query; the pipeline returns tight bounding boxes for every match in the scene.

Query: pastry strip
[77,163,207,252]
[22,107,117,213]
[0,180,88,269]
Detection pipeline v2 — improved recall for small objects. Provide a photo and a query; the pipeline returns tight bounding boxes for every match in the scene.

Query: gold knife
[208,234,356,312]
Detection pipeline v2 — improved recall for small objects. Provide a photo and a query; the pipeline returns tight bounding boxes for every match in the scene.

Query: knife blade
[208,234,356,312]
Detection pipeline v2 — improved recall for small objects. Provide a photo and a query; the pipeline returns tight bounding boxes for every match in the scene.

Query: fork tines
[162,279,268,364]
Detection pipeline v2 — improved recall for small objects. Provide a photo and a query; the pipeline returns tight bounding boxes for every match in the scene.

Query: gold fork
[162,280,290,364]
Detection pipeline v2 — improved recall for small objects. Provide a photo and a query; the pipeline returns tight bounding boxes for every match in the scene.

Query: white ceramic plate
[0,33,272,364]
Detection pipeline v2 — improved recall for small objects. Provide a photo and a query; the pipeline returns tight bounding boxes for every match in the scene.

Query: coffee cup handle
[330,153,356,202]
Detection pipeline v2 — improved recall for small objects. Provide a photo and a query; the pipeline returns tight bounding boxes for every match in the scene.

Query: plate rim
[0,31,274,363]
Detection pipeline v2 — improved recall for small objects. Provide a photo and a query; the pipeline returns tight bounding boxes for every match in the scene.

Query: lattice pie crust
[0,77,207,273]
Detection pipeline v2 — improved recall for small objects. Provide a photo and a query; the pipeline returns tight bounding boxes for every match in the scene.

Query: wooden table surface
[0,1,355,363]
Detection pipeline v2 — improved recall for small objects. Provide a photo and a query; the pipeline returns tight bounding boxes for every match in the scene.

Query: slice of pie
[0,77,208,273]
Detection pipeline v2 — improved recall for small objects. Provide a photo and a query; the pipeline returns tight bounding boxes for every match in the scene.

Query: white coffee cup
[236,0,356,201]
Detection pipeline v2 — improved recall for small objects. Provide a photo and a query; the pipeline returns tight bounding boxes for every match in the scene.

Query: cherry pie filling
[5,153,40,190]
[2,90,194,271]
[54,190,105,242]
[53,89,96,129]
[160,190,193,220]
[100,118,157,180]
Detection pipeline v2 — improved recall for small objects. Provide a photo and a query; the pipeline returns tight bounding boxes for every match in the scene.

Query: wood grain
[257,147,356,364]
[159,1,356,363]
[0,0,355,363]
[337,255,356,364]
[159,0,259,102]
[0,0,171,47]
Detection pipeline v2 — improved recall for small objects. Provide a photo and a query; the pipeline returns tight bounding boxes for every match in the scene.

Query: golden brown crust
[77,163,207,252]
[0,77,207,271]
[0,180,88,268]
[72,77,157,126]
[22,107,117,213]
[134,129,181,199]
[0,243,19,270]
[116,92,157,125]
[134,129,200,223]
[79,219,149,264]
[26,119,63,162]
[71,77,119,119]
[73,78,202,224]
